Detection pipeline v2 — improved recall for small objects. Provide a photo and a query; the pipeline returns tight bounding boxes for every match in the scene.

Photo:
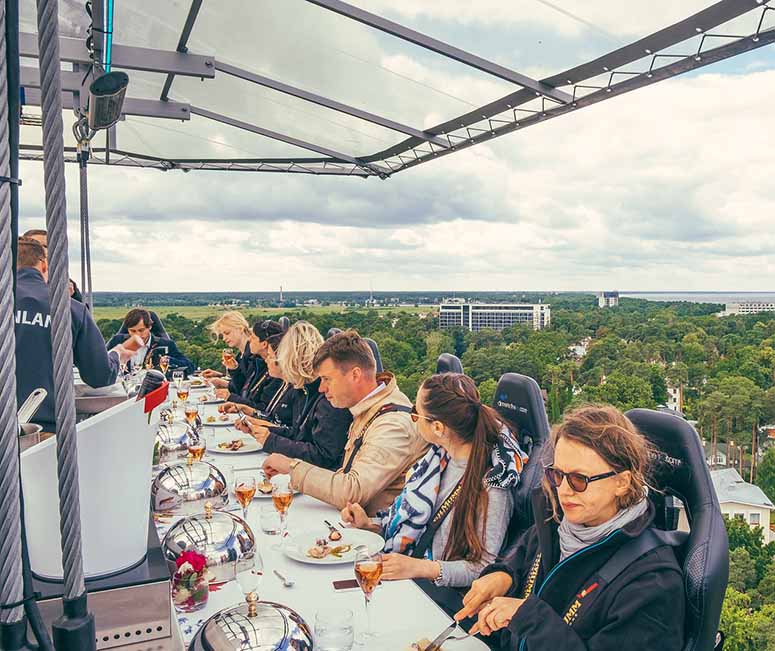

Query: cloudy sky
[18,0,775,292]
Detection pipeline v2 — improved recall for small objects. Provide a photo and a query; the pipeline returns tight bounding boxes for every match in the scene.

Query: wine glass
[175,381,190,418]
[235,551,264,600]
[271,475,294,551]
[354,549,383,642]
[159,355,170,376]
[183,401,198,427]
[234,472,257,522]
[144,354,154,370]
[172,370,184,387]
[186,428,206,463]
[222,348,236,371]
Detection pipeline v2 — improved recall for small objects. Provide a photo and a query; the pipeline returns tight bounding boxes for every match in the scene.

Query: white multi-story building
[723,302,775,316]
[439,301,551,332]
[597,291,620,308]
[678,469,774,543]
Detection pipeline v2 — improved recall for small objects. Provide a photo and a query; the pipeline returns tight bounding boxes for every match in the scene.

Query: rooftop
[711,468,774,509]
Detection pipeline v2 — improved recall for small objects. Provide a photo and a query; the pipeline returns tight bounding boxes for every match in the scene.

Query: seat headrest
[364,337,383,373]
[625,409,714,515]
[492,373,550,448]
[326,327,343,339]
[436,353,463,374]
[278,316,291,332]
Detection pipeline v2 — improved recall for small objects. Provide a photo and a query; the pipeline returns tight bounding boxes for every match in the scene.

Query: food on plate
[218,414,230,422]
[306,538,352,559]
[217,439,244,451]
[206,416,216,423]
[408,639,443,651]
[257,478,273,495]
[190,378,206,387]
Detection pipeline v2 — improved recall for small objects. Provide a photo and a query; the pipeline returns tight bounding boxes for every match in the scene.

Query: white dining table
[154,418,490,651]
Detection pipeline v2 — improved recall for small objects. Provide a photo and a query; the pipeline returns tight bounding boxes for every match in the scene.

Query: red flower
[176,550,207,574]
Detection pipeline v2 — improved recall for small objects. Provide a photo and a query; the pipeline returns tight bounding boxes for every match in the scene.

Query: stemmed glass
[175,380,190,418]
[271,475,294,551]
[235,551,264,600]
[159,355,170,376]
[354,549,383,643]
[234,472,257,522]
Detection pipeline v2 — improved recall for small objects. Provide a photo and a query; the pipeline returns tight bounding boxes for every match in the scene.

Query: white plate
[197,396,225,405]
[284,527,385,565]
[210,436,262,454]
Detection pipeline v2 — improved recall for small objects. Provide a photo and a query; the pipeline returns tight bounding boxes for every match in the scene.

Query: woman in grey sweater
[342,373,525,588]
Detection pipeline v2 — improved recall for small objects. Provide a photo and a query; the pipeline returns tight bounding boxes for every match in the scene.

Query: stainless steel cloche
[188,597,313,651]
[162,502,256,584]
[151,461,228,514]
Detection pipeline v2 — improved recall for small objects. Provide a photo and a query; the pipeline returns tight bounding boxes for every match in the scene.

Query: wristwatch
[432,562,444,586]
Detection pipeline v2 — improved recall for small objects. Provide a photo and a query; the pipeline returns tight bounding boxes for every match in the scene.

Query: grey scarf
[558,498,649,561]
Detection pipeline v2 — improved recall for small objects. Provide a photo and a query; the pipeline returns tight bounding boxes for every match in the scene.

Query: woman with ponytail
[342,373,528,588]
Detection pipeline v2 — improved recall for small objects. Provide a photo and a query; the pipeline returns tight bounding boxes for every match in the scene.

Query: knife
[426,621,458,651]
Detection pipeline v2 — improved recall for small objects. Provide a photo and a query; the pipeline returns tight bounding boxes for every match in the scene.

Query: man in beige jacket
[262,330,427,515]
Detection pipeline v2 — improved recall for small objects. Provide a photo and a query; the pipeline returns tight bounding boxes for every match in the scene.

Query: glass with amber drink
[186,430,206,463]
[222,348,236,370]
[271,475,293,550]
[159,355,170,375]
[354,549,383,642]
[176,381,190,404]
[183,401,199,428]
[233,472,257,521]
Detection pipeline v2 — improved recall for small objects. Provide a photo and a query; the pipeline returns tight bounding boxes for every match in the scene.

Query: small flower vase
[171,568,209,613]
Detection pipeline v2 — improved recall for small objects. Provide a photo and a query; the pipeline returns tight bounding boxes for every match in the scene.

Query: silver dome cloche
[162,502,256,584]
[151,461,228,514]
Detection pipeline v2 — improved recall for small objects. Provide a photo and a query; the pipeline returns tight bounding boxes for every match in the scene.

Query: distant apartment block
[439,301,551,331]
[722,302,775,316]
[598,291,620,308]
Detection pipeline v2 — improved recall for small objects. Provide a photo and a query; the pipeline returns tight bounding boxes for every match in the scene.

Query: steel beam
[161,0,205,101]
[304,0,573,104]
[189,106,386,176]
[215,60,449,148]
[19,32,215,78]
[21,87,191,121]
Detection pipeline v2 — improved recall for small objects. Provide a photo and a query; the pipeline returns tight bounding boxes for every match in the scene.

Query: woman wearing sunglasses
[341,373,527,588]
[455,404,684,651]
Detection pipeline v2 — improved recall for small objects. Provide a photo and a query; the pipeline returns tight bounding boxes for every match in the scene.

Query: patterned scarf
[379,428,528,555]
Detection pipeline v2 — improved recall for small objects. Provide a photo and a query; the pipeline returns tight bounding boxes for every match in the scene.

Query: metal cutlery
[273,569,295,588]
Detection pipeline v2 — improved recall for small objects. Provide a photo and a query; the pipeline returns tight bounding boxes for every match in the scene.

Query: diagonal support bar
[161,0,204,101]
[189,106,388,176]
[304,0,573,104]
[215,60,449,148]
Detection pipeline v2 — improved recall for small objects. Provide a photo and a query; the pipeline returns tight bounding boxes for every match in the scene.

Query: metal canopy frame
[17,0,775,178]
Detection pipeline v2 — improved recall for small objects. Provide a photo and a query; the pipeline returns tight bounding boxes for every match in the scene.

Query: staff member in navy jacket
[106,308,195,376]
[15,238,137,433]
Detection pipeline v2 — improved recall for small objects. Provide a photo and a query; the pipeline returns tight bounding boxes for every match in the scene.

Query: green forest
[98,296,775,650]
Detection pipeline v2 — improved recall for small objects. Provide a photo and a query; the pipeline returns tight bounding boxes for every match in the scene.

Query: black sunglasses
[544,466,618,493]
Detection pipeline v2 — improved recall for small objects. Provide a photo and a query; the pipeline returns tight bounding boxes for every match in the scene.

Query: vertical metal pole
[78,155,92,309]
[35,0,95,648]
[0,0,25,641]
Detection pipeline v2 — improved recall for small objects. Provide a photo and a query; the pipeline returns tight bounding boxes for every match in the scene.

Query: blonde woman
[202,312,251,392]
[235,321,352,470]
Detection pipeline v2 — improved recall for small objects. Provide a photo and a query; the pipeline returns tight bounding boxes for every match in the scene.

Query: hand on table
[262,453,292,477]
[455,571,514,622]
[470,597,524,636]
[214,388,230,400]
[208,377,229,389]
[201,369,223,379]
[219,402,253,415]
[381,553,438,582]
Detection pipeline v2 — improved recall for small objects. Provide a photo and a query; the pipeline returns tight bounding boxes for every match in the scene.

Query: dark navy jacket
[15,267,120,432]
[105,332,194,376]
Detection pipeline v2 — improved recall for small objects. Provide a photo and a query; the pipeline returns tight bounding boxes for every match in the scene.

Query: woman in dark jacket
[216,320,284,406]
[235,321,352,470]
[455,405,685,651]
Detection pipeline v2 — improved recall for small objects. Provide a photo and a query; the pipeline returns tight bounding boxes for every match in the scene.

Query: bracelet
[432,562,444,586]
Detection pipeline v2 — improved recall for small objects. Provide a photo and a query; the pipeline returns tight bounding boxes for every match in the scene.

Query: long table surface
[155,417,490,651]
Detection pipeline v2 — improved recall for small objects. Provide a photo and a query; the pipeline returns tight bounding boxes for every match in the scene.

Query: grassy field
[92,304,436,321]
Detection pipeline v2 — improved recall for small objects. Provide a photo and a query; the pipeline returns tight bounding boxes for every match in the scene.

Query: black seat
[363,337,383,373]
[116,310,168,338]
[436,353,463,374]
[492,373,551,546]
[626,408,729,651]
[326,327,342,339]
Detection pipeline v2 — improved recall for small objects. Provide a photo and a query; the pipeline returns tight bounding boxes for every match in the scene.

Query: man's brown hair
[312,329,376,373]
[23,229,48,239]
[123,308,152,330]
[17,237,47,269]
